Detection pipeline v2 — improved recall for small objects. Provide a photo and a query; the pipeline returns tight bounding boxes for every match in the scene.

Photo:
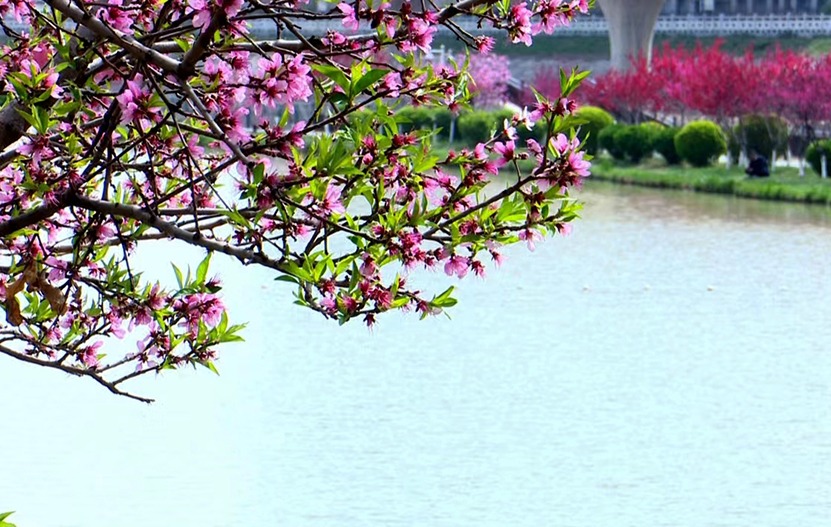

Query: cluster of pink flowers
[251,53,313,115]
[0,0,593,398]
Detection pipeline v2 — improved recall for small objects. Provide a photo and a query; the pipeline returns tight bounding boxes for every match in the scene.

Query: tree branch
[0,342,154,403]
[68,194,292,274]
[44,0,182,75]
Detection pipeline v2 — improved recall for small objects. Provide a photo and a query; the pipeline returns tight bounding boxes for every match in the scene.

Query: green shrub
[431,108,454,140]
[575,106,614,155]
[675,120,727,167]
[652,126,682,164]
[456,108,542,145]
[614,124,655,163]
[598,123,627,161]
[806,139,831,175]
[396,106,434,133]
[728,114,789,159]
[457,111,495,144]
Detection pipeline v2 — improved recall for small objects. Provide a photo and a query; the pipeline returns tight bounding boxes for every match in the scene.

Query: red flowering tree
[756,49,831,164]
[571,54,662,123]
[0,0,594,401]
[647,42,690,122]
[675,42,759,131]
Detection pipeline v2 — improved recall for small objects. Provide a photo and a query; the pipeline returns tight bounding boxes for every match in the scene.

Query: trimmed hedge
[457,111,496,145]
[806,140,831,176]
[396,107,436,133]
[728,114,789,160]
[456,108,543,145]
[352,106,545,145]
[432,108,454,140]
[675,120,727,167]
[652,126,682,165]
[575,106,614,155]
[598,123,627,161]
[614,124,654,163]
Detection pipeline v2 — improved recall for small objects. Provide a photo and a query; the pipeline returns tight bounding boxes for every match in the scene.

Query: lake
[2,182,830,527]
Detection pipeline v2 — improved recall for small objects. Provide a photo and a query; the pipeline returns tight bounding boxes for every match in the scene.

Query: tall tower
[597,0,667,70]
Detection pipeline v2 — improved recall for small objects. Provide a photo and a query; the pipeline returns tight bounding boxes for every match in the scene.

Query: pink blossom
[45,256,68,282]
[179,293,225,335]
[569,151,591,175]
[493,140,516,167]
[551,133,580,155]
[0,0,31,22]
[337,3,360,31]
[360,253,377,278]
[81,341,104,368]
[189,0,212,30]
[320,185,346,216]
[116,75,161,125]
[107,311,127,339]
[474,36,495,54]
[571,0,590,14]
[99,0,133,32]
[533,0,569,35]
[382,72,402,97]
[508,3,533,46]
[444,254,470,278]
[518,228,543,251]
[18,135,54,165]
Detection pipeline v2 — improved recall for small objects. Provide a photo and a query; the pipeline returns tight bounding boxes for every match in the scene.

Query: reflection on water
[2,183,830,527]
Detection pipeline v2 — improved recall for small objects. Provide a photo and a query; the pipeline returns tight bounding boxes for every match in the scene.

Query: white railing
[4,13,831,38]
[247,13,831,37]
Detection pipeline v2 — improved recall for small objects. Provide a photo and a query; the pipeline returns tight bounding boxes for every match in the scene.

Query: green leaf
[196,252,212,284]
[283,260,313,282]
[274,275,299,285]
[15,108,42,132]
[171,263,184,289]
[433,285,456,305]
[352,68,388,96]
[312,64,350,92]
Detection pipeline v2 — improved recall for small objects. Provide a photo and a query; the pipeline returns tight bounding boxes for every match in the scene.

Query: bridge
[5,13,831,39]
[243,13,831,38]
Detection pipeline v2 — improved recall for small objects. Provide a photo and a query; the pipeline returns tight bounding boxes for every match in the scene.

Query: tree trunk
[597,0,666,70]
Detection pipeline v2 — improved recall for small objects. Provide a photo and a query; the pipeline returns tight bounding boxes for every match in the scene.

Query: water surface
[3,183,830,527]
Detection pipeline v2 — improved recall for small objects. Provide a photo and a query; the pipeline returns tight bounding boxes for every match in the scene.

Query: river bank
[588,159,831,206]
[432,143,831,207]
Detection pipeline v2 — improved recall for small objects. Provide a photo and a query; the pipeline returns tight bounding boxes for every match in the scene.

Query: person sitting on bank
[745,150,770,178]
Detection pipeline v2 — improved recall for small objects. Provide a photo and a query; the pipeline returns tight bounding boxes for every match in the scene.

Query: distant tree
[468,53,512,108]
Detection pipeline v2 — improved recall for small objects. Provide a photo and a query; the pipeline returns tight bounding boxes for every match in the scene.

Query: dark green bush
[457,111,495,145]
[598,123,627,161]
[431,108,454,140]
[575,106,614,155]
[806,139,831,175]
[652,126,682,165]
[456,108,542,145]
[396,106,434,133]
[728,114,789,159]
[613,124,655,163]
[675,120,727,167]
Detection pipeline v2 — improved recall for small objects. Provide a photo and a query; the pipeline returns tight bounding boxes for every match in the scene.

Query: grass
[589,156,831,205]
